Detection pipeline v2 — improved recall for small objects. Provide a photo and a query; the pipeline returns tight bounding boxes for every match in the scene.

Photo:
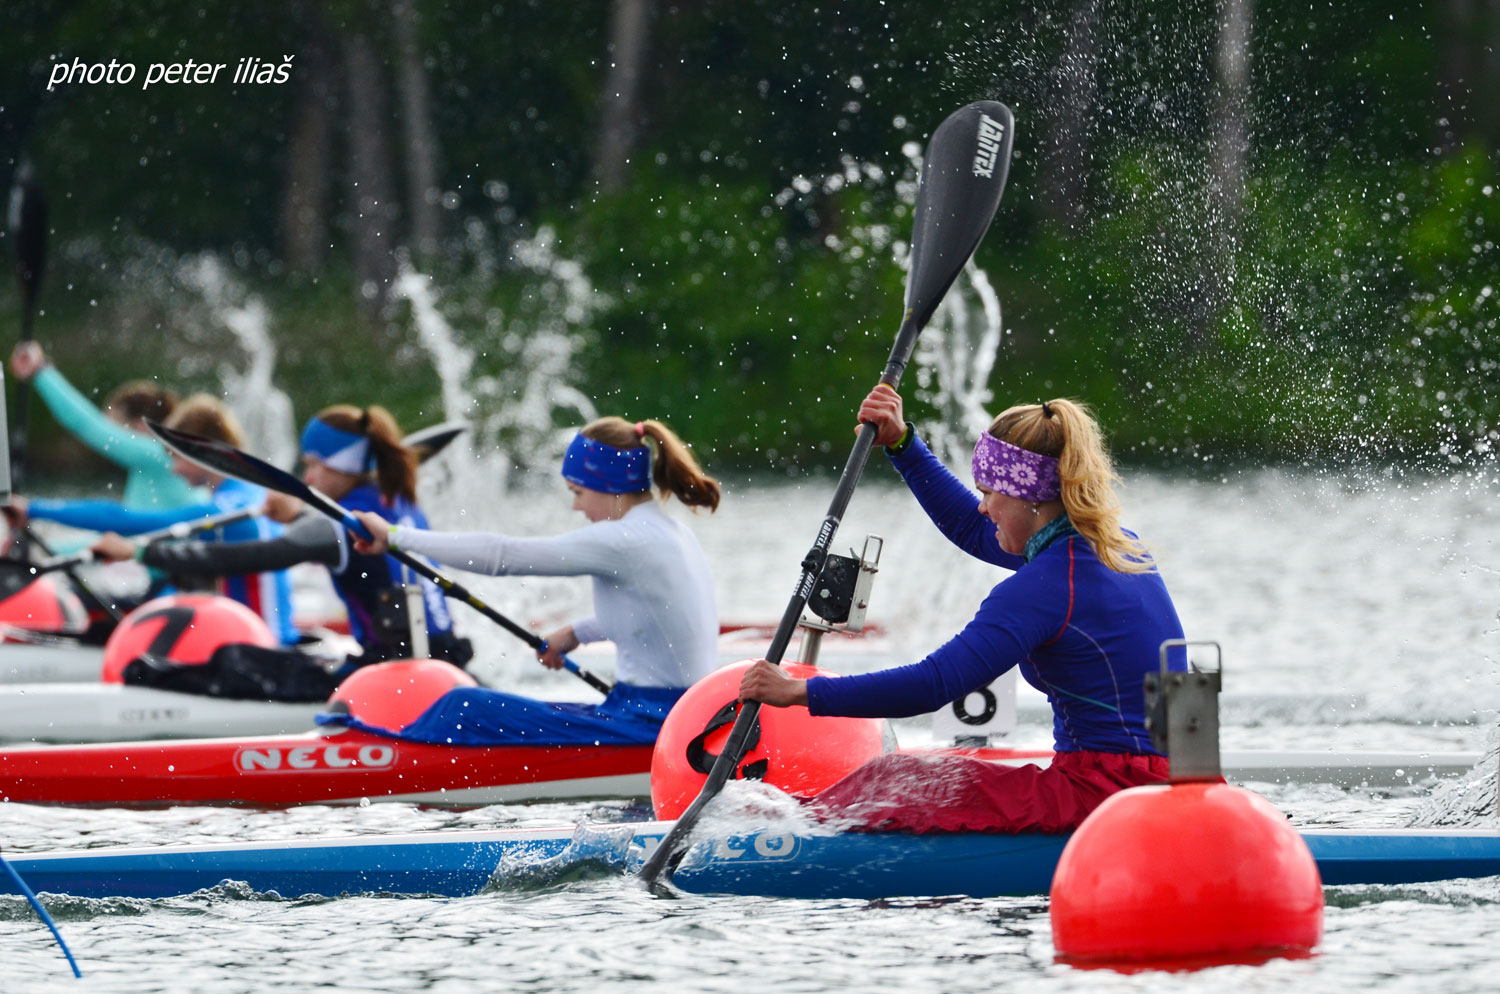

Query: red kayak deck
[0,728,656,808]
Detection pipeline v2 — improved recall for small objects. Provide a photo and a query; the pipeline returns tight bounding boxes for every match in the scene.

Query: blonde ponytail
[988,399,1149,573]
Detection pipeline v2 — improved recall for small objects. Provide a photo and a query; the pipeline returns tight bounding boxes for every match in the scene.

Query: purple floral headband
[972,433,1061,502]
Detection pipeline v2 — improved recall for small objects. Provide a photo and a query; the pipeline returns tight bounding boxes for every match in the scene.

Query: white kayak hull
[0,683,324,743]
[0,641,102,684]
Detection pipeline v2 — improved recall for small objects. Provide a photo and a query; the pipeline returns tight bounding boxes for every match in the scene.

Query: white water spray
[391,232,608,685]
[178,255,297,468]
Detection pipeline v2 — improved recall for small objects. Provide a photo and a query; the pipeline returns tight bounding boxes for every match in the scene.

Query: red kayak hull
[0,726,1057,810]
[0,728,656,808]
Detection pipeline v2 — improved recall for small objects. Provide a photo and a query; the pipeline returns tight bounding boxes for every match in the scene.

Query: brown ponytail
[314,404,418,503]
[987,398,1149,574]
[581,416,721,512]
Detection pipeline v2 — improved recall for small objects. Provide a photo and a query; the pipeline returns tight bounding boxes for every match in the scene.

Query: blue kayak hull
[6,824,1499,901]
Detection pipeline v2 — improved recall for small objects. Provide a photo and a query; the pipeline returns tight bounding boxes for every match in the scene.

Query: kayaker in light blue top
[9,342,204,510]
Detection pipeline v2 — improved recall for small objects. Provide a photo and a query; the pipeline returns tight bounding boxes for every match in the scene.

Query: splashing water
[395,227,605,495]
[177,256,298,469]
[390,230,611,684]
[912,260,1004,465]
[1408,722,1500,828]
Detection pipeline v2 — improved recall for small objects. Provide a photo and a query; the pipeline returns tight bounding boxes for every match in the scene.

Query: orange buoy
[101,593,276,683]
[327,659,477,732]
[650,659,888,819]
[0,574,89,636]
[1050,780,1323,966]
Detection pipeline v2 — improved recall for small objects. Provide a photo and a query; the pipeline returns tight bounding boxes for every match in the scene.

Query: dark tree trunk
[280,17,337,275]
[595,0,655,193]
[343,33,401,316]
[1198,0,1253,340]
[1436,0,1478,153]
[392,0,442,261]
[1437,0,1500,152]
[1039,0,1102,232]
[1483,0,1500,149]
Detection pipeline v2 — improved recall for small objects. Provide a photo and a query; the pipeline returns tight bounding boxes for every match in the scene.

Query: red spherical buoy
[327,659,478,732]
[101,593,276,683]
[1050,781,1323,966]
[650,660,889,819]
[0,574,89,636]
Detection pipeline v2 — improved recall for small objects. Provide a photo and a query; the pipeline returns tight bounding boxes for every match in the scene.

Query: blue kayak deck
[6,823,1499,901]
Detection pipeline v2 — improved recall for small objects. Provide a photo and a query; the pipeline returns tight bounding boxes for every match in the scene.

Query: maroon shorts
[806,750,1170,834]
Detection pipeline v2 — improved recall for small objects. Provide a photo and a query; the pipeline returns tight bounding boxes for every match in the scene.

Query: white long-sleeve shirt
[391,501,718,688]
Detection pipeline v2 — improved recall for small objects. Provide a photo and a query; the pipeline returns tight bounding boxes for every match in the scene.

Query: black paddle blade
[639,102,1018,890]
[903,101,1014,332]
[147,421,314,504]
[405,421,468,463]
[7,161,49,311]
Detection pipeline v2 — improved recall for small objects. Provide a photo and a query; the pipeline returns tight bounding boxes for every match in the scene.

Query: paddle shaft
[11,508,253,623]
[9,166,47,503]
[297,485,614,696]
[640,325,917,884]
[20,526,122,622]
[145,419,614,695]
[29,506,257,575]
[639,101,1015,887]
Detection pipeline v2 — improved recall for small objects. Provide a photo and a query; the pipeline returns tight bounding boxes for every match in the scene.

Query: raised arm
[29,364,175,472]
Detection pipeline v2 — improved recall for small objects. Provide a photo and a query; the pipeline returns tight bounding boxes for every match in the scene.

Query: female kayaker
[739,385,1186,834]
[8,394,298,645]
[8,342,203,510]
[348,416,720,743]
[91,405,472,684]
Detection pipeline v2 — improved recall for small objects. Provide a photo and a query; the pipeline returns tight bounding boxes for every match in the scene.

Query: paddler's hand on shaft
[739,659,809,708]
[538,625,579,670]
[348,510,392,554]
[90,533,140,563]
[856,384,907,447]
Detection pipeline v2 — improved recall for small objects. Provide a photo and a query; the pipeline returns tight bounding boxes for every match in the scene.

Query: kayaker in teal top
[9,342,204,509]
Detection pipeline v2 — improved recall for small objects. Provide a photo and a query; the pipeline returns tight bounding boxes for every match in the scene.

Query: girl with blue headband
[349,415,720,745]
[740,385,1186,835]
[92,404,471,699]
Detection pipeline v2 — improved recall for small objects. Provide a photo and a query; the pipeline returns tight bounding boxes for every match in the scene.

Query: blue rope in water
[1,852,82,978]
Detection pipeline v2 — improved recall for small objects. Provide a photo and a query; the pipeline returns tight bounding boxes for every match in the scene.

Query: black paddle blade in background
[146,421,307,499]
[8,161,49,322]
[902,101,1013,333]
[406,421,468,463]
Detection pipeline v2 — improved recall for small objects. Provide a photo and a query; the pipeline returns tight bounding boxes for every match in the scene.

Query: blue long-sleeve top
[30,477,297,645]
[134,484,455,652]
[328,485,454,647]
[31,365,204,509]
[806,432,1185,755]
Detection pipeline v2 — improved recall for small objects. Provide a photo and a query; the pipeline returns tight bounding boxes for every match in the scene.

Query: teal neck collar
[1025,513,1075,563]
